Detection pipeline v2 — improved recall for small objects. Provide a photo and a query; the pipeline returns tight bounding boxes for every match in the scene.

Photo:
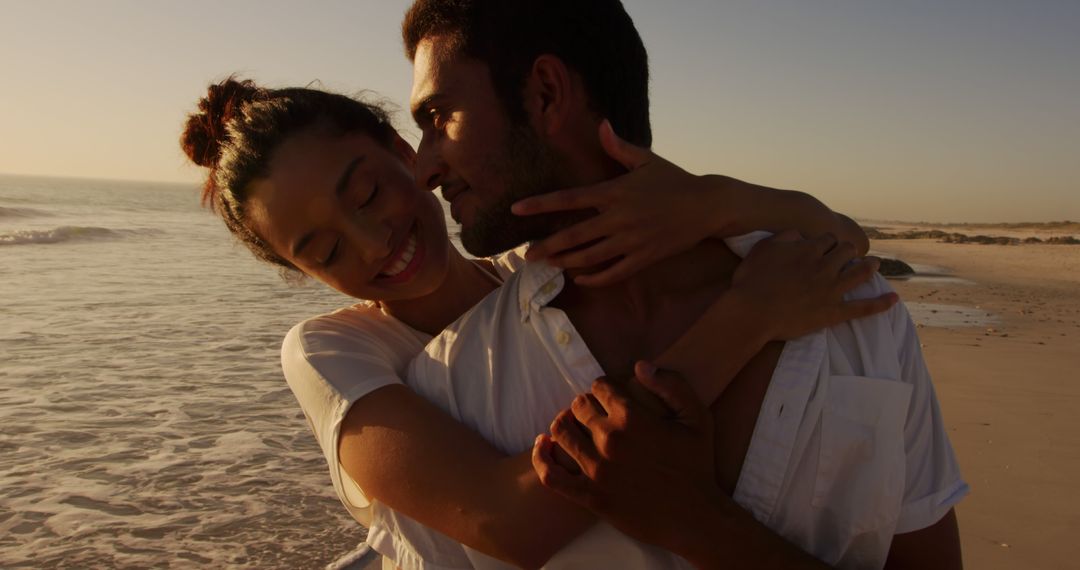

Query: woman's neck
[379,248,499,336]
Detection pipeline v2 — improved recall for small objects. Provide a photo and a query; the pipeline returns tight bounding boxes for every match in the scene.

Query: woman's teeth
[380,233,418,277]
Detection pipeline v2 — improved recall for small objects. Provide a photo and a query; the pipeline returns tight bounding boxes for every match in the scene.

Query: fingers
[838,256,881,291]
[822,240,858,274]
[633,362,709,429]
[549,409,602,476]
[547,238,625,269]
[769,229,804,243]
[570,393,607,430]
[598,119,652,171]
[811,232,840,256]
[589,378,633,423]
[835,293,900,321]
[573,255,649,288]
[525,220,609,261]
[511,186,605,217]
[532,434,593,505]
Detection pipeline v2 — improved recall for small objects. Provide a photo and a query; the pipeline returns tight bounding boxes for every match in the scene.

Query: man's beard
[459,125,566,257]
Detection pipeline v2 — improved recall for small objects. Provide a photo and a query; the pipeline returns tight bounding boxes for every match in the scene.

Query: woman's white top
[280,248,527,527]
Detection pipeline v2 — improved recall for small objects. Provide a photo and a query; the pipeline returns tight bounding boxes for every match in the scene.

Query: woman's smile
[376,221,426,284]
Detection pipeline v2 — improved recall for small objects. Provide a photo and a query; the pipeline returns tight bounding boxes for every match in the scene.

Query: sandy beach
[873,232,1080,569]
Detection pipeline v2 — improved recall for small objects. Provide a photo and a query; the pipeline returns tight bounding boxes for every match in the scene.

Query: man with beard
[386,0,967,567]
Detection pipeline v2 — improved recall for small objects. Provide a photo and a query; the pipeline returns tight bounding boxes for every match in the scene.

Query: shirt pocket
[812,374,913,534]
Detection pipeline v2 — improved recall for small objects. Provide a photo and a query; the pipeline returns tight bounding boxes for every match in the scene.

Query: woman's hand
[512,120,733,287]
[731,230,897,341]
[512,120,869,288]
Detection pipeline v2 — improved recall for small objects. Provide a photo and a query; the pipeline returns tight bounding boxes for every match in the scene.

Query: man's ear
[391,132,417,167]
[522,54,578,137]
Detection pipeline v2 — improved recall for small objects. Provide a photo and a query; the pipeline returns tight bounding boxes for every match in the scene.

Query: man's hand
[532,362,720,553]
[533,363,833,569]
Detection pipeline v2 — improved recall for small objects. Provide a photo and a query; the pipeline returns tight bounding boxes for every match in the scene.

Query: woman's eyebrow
[335,156,365,195]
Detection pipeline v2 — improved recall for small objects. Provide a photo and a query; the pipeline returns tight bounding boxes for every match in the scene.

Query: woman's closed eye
[358,184,379,210]
[319,240,341,267]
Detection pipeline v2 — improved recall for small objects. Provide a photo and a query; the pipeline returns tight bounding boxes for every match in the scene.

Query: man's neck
[564,238,737,314]
[551,239,742,377]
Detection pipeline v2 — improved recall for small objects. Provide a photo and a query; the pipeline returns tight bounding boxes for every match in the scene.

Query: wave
[0,206,52,218]
[0,226,162,246]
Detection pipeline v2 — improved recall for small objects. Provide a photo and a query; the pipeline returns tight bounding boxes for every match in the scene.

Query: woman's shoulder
[284,302,430,363]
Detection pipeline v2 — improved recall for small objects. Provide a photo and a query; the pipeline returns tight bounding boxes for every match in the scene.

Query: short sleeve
[889,302,970,533]
[281,306,430,524]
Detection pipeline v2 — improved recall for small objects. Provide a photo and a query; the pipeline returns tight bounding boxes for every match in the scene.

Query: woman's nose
[347,221,393,265]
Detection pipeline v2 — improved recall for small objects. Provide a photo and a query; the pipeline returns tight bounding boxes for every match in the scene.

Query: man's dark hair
[403,0,652,147]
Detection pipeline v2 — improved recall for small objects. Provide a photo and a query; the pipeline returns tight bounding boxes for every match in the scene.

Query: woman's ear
[391,132,417,167]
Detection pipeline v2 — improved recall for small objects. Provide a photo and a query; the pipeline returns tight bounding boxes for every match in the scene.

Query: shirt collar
[516,261,566,323]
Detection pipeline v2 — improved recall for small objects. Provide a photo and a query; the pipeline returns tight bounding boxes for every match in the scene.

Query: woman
[181,78,890,568]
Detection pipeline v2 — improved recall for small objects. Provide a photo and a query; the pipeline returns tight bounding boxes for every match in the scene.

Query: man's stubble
[459,124,574,257]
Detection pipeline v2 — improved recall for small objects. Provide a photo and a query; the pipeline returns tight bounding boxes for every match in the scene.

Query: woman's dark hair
[180,77,397,269]
[402,0,651,147]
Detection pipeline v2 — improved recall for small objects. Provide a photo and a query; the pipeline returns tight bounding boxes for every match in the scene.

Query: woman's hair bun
[181,77,262,168]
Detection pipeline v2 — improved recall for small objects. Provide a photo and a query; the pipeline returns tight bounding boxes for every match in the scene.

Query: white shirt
[389,232,968,569]
[280,248,527,547]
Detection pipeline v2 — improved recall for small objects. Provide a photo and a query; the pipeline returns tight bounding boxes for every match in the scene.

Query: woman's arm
[703,175,869,256]
[337,385,591,569]
[654,231,892,405]
[512,119,869,287]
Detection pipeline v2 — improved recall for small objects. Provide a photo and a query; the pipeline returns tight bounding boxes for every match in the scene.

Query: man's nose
[414,134,446,192]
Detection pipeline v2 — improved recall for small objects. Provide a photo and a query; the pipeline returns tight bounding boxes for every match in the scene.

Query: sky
[1,0,1077,223]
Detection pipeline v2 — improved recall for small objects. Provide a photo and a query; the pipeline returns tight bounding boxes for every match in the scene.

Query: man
[392,0,967,567]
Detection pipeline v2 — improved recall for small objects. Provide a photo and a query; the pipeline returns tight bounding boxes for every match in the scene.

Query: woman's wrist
[722,286,783,345]
[699,174,763,239]
[694,174,741,238]
[655,290,773,404]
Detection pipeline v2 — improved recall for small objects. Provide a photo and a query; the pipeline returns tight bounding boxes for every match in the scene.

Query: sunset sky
[2,0,1077,222]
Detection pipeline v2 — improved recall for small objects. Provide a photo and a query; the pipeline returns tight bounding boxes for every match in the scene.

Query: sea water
[0,175,457,567]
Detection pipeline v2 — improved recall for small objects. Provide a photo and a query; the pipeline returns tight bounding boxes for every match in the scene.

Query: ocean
[0,174,449,567]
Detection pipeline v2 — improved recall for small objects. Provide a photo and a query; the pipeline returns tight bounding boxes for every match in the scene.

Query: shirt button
[540,281,557,295]
[556,330,572,346]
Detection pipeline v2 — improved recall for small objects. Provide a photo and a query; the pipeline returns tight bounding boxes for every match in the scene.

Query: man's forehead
[409,36,479,109]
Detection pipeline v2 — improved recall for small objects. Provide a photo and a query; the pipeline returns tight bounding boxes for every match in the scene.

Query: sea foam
[0,205,51,218]
[0,226,161,246]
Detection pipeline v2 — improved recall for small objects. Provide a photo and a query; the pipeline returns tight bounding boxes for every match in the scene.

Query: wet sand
[878,239,1080,570]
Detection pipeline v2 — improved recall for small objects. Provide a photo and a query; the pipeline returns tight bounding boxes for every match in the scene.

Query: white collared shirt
[374,232,967,569]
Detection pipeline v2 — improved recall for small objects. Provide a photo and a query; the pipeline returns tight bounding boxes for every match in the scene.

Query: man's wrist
[666,484,739,567]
